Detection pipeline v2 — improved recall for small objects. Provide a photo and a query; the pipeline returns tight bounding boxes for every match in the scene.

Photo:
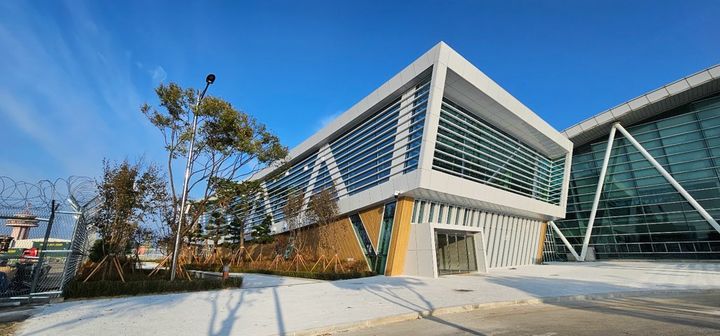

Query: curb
[289,288,720,336]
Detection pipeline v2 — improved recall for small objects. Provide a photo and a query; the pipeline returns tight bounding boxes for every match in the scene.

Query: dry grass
[0,322,18,336]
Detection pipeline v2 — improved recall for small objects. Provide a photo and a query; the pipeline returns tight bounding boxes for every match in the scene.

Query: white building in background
[247,42,573,277]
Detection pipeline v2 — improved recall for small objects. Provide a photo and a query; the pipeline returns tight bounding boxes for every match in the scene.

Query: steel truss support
[564,122,720,262]
[614,124,720,235]
[548,221,580,261]
[579,125,617,260]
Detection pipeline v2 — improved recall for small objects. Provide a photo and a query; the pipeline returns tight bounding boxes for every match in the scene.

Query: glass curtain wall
[555,95,720,259]
[432,98,565,205]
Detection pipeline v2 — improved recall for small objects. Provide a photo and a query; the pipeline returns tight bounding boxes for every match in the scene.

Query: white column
[318,143,347,196]
[615,123,720,235]
[389,89,416,177]
[580,125,617,260]
[417,61,448,172]
[559,150,574,211]
[260,181,272,220]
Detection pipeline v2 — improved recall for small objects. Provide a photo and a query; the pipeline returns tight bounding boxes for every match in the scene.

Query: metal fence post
[30,200,57,298]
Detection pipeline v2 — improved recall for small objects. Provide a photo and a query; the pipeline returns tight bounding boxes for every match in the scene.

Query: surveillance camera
[394,191,401,199]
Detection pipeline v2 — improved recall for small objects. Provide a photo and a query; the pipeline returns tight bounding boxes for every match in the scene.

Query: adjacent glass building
[552,65,720,260]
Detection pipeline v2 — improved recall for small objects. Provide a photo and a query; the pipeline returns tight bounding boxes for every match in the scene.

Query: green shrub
[63,276,242,299]
[185,264,374,280]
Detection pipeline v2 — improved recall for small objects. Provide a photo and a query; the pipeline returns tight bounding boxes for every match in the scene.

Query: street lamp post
[170,73,215,281]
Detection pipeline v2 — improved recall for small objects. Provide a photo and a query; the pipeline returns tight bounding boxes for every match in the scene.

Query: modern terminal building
[247,42,720,277]
[248,42,573,277]
[549,64,720,261]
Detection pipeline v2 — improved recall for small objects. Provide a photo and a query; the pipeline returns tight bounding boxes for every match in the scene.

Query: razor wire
[0,176,99,302]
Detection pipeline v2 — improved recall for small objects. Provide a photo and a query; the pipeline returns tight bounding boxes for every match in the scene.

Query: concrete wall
[403,199,545,277]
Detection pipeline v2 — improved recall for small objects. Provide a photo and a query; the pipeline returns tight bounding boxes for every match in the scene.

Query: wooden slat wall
[359,206,384,250]
[385,197,414,276]
[294,217,366,264]
[535,222,548,264]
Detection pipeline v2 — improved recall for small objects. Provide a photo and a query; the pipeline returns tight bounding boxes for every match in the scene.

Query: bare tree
[307,185,341,271]
[307,185,339,249]
[283,189,307,251]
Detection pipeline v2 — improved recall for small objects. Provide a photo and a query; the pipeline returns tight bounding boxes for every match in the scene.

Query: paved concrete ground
[16,262,720,336]
[342,292,720,336]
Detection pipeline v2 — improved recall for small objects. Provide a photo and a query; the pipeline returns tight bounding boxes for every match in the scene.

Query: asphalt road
[338,292,720,336]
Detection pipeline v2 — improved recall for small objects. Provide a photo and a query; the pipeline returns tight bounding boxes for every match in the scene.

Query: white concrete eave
[564,64,720,147]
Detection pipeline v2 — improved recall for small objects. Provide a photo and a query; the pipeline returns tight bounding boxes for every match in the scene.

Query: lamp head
[206,74,216,85]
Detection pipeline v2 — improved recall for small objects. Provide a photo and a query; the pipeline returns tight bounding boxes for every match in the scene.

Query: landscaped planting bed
[64,270,243,299]
[185,263,375,280]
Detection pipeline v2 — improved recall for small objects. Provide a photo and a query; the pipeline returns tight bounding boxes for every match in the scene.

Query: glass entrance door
[435,230,478,275]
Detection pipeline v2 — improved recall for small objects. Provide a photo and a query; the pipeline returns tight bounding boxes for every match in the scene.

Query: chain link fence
[0,176,98,303]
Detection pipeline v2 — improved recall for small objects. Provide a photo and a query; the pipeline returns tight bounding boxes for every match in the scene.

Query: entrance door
[435,230,478,275]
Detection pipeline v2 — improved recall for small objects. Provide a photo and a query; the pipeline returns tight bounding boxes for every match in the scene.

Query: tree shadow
[330,275,487,335]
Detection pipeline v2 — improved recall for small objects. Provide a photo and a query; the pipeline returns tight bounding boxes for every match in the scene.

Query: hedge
[63,276,243,299]
[185,264,375,280]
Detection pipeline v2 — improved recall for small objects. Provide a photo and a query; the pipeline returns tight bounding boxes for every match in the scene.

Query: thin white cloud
[150,65,167,83]
[0,1,149,180]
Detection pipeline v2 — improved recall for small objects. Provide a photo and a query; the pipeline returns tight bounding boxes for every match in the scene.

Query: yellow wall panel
[385,197,414,276]
[535,222,548,264]
[359,205,384,250]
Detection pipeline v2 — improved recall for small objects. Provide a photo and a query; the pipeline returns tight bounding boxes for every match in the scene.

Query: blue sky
[1,1,718,184]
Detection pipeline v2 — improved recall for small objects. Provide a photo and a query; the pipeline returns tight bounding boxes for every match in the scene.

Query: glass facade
[435,230,478,275]
[265,151,319,222]
[432,98,565,205]
[554,94,720,259]
[247,78,430,228]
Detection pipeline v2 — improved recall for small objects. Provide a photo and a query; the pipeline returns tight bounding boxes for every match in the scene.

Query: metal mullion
[329,94,428,159]
[266,141,425,212]
[571,153,720,189]
[434,138,552,194]
[573,123,720,169]
[433,148,548,195]
[571,140,720,176]
[436,124,552,179]
[266,154,320,189]
[616,124,720,237]
[439,107,550,171]
[328,102,428,166]
[330,82,430,150]
[440,101,556,168]
[435,134,548,189]
[566,103,720,144]
[331,81,429,151]
[271,107,428,207]
[328,119,426,185]
[432,156,544,198]
[441,99,547,161]
[568,173,720,201]
[440,107,554,173]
